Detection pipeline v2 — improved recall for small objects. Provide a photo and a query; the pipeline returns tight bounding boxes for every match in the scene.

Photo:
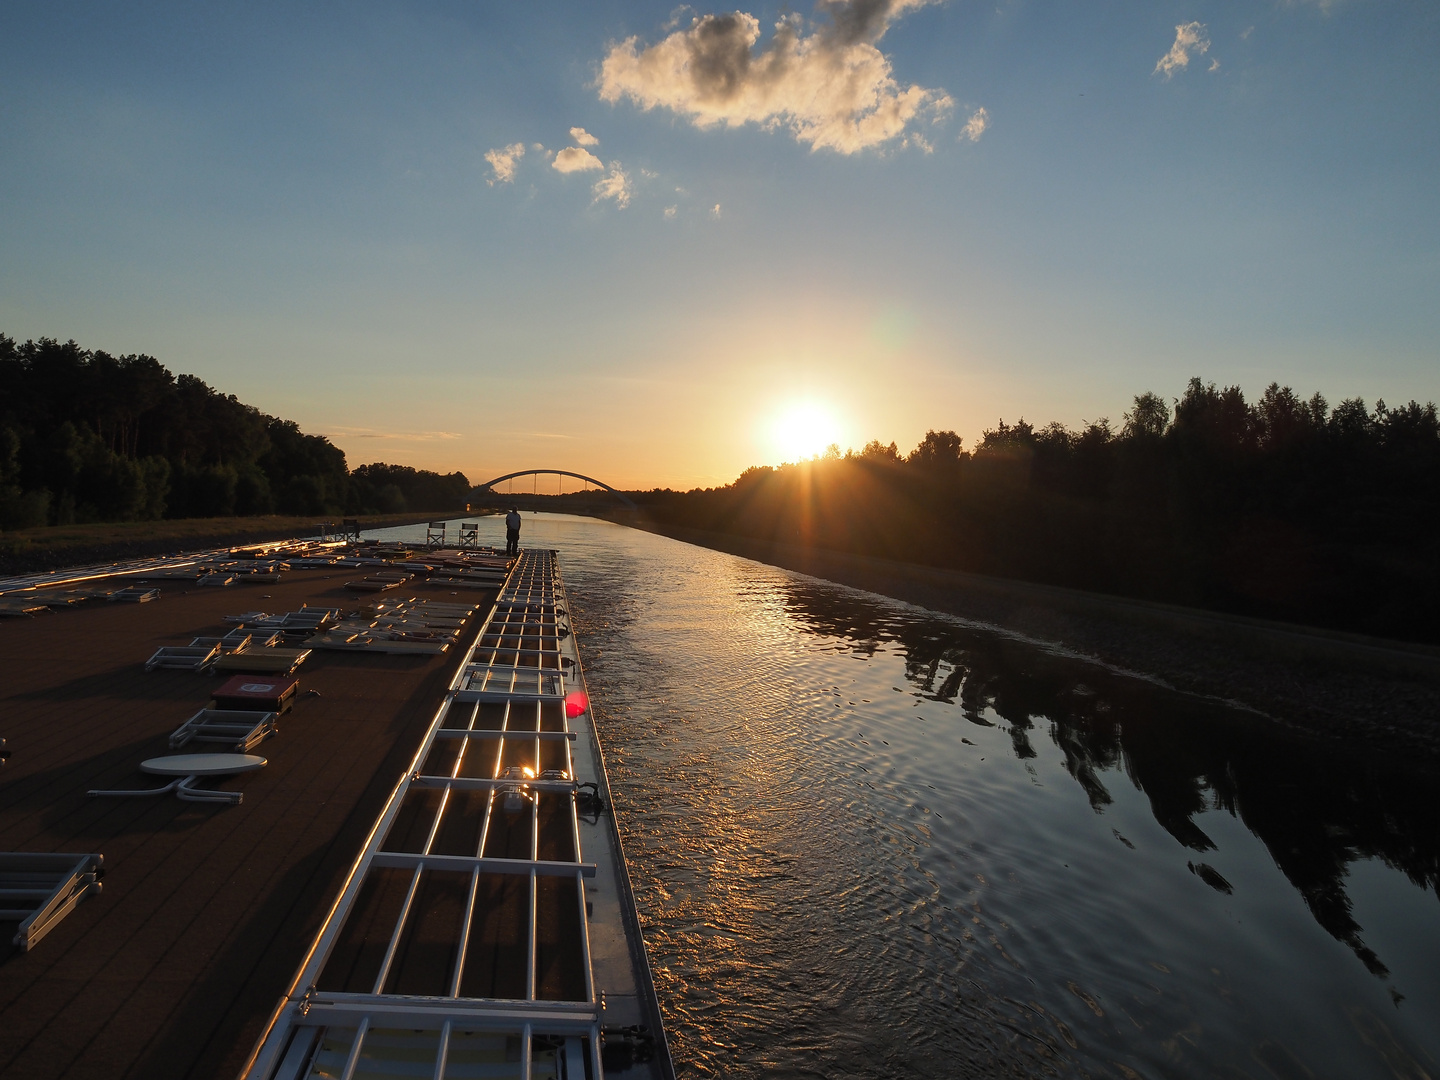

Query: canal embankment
[623,518,1440,758]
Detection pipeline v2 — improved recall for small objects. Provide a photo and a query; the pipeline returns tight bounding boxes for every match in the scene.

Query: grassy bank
[0,513,456,574]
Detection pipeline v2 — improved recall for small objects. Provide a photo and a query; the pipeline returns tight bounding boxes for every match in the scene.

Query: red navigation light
[564,691,588,719]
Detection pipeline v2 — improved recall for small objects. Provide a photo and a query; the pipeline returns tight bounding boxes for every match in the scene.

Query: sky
[1,0,1437,489]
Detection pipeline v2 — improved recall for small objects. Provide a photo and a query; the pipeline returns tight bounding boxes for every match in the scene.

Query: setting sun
[769,400,842,462]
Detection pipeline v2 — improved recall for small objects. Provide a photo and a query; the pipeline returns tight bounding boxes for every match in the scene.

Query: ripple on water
[373,516,1440,1079]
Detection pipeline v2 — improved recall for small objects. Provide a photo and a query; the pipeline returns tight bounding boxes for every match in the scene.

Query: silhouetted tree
[0,332,469,528]
[633,377,1440,642]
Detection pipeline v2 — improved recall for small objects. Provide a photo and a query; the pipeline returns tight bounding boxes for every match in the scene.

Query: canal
[378,514,1439,1078]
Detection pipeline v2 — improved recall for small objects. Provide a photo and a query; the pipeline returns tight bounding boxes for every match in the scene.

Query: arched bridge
[477,469,636,509]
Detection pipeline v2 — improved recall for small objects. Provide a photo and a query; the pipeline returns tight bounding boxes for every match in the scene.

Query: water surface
[377,515,1440,1079]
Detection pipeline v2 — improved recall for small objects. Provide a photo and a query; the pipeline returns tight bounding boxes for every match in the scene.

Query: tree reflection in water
[774,576,1440,985]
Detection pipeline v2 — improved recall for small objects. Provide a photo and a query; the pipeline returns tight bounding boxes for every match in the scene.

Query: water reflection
[379,516,1440,1078]
[774,576,1440,988]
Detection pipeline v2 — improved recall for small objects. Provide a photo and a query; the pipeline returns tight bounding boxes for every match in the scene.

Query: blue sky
[1,1,1436,487]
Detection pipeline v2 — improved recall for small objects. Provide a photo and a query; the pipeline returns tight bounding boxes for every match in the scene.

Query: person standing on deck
[505,506,522,556]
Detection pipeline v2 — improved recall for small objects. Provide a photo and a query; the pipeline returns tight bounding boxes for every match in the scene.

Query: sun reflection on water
[369,515,1440,1080]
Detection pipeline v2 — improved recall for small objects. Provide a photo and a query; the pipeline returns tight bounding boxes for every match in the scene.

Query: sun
[770,400,842,462]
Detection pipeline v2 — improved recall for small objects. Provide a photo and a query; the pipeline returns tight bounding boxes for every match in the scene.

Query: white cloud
[960,106,988,142]
[592,163,632,207]
[484,142,525,184]
[553,146,604,173]
[1209,58,1220,72]
[327,426,463,442]
[664,205,678,218]
[1154,22,1211,79]
[598,2,952,154]
[710,203,722,218]
[570,126,600,146]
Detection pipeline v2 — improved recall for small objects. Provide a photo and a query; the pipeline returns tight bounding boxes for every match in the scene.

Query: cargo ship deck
[0,542,672,1080]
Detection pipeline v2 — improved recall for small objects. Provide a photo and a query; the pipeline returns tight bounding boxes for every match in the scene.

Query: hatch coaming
[240,548,673,1080]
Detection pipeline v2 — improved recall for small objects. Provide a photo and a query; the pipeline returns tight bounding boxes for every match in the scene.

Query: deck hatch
[246,550,606,1080]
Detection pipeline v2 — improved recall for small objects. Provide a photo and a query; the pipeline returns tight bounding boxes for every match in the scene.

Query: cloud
[485,142,525,184]
[327,426,463,442]
[960,106,988,142]
[553,146,604,173]
[570,126,600,146]
[598,2,952,154]
[815,0,936,44]
[1154,22,1211,79]
[664,205,678,218]
[710,203,722,218]
[593,163,632,207]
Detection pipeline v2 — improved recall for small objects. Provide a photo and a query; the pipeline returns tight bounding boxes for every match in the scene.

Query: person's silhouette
[505,506,522,556]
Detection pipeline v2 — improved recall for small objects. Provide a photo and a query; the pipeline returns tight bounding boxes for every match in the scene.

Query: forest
[631,380,1440,642]
[0,334,470,526]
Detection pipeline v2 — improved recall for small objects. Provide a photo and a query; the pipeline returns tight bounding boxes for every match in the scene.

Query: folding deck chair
[1,853,104,951]
[169,709,278,753]
[209,647,310,675]
[231,570,283,583]
[145,643,220,672]
[189,630,258,655]
[227,627,281,649]
[343,577,402,592]
[223,610,270,625]
[25,590,85,607]
[112,587,160,602]
[428,575,502,590]
[248,609,340,638]
[305,631,450,655]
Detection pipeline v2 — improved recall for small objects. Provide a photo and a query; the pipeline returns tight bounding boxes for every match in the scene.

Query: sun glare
[770,401,842,462]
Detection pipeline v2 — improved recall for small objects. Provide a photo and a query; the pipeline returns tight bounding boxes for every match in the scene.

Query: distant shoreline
[0,513,463,575]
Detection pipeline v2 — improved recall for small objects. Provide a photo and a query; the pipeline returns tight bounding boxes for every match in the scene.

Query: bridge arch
[477,469,636,509]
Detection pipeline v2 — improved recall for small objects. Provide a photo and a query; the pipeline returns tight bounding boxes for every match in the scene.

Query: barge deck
[0,542,672,1080]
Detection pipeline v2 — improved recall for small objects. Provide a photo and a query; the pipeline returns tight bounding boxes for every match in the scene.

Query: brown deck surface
[0,568,494,1080]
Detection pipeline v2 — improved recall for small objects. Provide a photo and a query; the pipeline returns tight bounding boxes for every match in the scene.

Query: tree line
[0,334,471,527]
[631,379,1440,642]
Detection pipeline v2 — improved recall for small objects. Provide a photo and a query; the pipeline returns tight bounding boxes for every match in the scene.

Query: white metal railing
[243,549,602,1080]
